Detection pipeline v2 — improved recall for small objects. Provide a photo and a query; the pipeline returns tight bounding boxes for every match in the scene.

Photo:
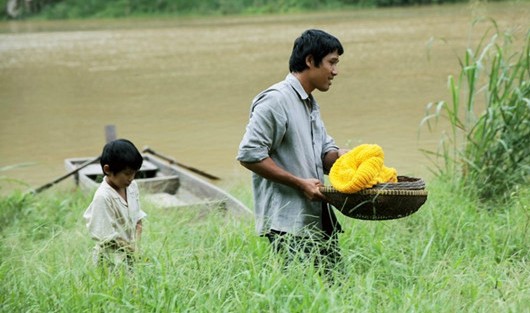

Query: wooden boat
[64,153,251,215]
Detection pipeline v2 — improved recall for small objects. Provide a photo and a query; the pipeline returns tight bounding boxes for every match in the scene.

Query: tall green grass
[421,21,530,204]
[1,183,529,312]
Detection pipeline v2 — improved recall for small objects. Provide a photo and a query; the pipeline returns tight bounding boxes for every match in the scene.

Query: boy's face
[307,50,340,92]
[104,165,137,190]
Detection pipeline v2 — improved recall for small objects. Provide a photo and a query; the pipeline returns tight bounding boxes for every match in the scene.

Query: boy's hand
[115,238,135,253]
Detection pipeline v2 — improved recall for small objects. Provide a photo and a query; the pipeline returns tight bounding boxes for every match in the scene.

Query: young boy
[83,138,147,269]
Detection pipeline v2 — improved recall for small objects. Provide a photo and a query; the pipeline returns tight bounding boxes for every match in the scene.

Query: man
[237,29,347,271]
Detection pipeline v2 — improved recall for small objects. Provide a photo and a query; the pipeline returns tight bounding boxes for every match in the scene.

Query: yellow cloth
[329,144,397,193]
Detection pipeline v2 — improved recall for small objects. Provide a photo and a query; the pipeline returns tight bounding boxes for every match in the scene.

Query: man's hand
[298,178,325,201]
[338,148,349,157]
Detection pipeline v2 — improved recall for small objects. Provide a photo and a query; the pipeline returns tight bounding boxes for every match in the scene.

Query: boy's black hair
[100,138,143,175]
[289,29,344,73]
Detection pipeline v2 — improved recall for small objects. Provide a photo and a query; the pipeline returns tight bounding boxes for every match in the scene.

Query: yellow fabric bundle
[329,144,398,193]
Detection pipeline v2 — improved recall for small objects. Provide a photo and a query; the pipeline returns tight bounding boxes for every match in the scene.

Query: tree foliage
[3,0,472,19]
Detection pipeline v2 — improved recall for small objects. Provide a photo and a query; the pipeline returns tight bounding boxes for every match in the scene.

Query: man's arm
[323,148,349,174]
[240,157,325,201]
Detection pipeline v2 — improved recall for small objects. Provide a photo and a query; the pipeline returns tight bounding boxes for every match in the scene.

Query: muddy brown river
[1,2,529,194]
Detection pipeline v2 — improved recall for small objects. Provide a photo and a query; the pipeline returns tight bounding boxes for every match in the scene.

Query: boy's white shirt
[83,178,147,246]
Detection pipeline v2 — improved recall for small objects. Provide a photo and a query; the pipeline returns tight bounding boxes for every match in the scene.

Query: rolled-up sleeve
[237,91,287,163]
[322,130,339,158]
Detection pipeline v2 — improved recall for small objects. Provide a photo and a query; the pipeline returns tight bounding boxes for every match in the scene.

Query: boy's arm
[136,220,143,243]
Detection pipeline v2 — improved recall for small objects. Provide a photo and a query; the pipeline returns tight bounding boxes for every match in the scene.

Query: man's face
[308,50,340,92]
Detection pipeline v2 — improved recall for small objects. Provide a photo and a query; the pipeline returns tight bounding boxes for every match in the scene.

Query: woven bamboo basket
[321,176,428,220]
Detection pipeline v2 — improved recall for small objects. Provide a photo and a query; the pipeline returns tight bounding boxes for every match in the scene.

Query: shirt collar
[286,73,310,101]
[103,177,128,205]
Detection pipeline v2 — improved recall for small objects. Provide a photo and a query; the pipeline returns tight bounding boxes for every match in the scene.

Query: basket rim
[372,176,425,190]
[323,175,426,194]
[320,186,428,196]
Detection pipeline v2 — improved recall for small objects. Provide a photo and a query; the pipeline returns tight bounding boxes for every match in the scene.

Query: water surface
[1,2,528,193]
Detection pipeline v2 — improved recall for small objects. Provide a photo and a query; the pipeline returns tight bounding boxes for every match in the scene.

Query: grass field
[1,178,528,312]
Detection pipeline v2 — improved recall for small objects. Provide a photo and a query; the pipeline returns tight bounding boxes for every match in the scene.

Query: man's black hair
[289,29,344,73]
[100,138,143,174]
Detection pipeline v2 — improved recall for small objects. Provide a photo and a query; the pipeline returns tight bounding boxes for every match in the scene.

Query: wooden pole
[142,146,220,180]
[29,156,101,194]
[105,124,116,143]
[29,125,114,195]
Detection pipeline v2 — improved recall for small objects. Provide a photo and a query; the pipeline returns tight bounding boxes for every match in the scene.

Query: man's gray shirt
[237,73,338,236]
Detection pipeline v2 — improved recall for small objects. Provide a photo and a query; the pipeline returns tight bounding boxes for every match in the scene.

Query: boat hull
[64,156,180,195]
[64,154,251,215]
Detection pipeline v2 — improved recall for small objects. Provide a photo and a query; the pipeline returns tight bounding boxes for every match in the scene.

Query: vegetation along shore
[3,0,494,19]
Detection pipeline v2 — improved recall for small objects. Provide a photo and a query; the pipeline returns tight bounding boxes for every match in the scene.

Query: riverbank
[1,178,528,311]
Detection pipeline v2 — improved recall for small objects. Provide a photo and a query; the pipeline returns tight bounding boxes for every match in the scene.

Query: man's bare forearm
[240,158,303,189]
[240,157,325,201]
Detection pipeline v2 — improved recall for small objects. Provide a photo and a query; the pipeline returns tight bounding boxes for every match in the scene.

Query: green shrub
[422,20,530,204]
[4,0,473,19]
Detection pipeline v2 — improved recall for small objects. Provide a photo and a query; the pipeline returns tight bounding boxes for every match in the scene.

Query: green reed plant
[0,163,33,192]
[422,21,530,203]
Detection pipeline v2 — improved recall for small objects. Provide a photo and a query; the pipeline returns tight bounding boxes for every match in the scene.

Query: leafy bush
[422,21,530,204]
[3,0,473,19]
